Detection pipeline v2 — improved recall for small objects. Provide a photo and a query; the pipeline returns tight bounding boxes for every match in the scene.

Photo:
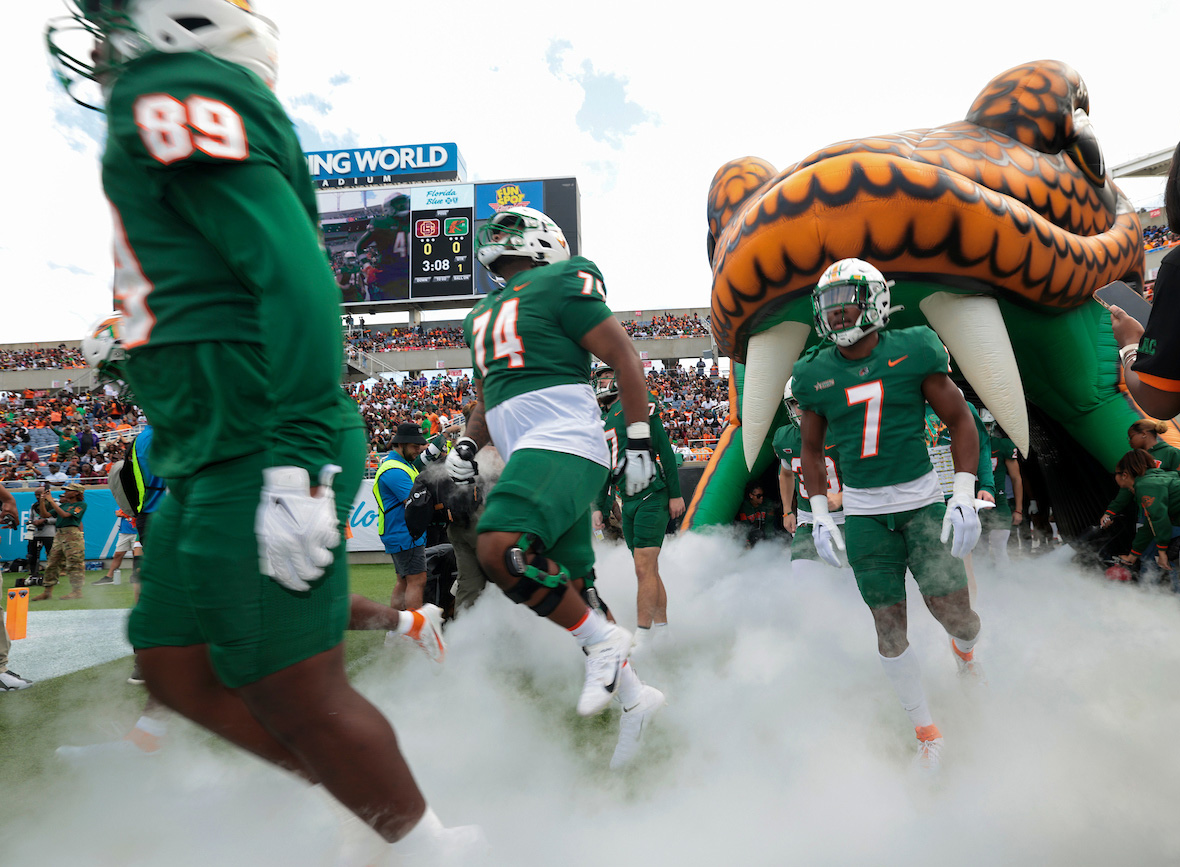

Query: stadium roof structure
[1112,148,1174,179]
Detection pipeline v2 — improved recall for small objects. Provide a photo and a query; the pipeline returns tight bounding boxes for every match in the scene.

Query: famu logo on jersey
[814,378,835,391]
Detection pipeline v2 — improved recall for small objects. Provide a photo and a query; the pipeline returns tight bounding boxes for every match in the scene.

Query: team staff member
[1116,142,1180,420]
[793,258,987,774]
[47,1,476,856]
[0,485,32,690]
[979,410,1023,563]
[1112,448,1180,586]
[592,364,683,644]
[31,484,87,602]
[374,422,434,616]
[1100,420,1180,530]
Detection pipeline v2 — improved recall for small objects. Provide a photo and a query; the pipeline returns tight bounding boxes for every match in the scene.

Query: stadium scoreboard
[312,160,580,308]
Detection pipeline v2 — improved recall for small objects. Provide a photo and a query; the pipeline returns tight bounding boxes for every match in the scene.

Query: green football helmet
[82,313,132,398]
[783,378,801,427]
[592,364,618,408]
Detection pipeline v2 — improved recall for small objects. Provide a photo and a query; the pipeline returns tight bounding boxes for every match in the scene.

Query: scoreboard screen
[315,175,579,307]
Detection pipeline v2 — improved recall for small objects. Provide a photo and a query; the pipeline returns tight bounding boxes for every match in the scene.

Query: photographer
[25,484,57,584]
[30,483,87,602]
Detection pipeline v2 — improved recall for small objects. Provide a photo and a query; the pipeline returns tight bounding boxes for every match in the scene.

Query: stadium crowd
[0,346,86,370]
[621,312,710,338]
[0,390,143,486]
[1143,224,1179,251]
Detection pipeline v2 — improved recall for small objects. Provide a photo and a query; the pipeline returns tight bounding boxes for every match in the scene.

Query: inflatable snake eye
[1067,108,1106,187]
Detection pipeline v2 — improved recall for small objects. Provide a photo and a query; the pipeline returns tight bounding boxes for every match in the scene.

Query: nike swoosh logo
[624,701,641,712]
[604,663,621,694]
[825,444,837,450]
[514,281,531,292]
[888,355,908,367]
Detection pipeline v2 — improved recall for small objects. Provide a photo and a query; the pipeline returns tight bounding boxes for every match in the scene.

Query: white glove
[445,437,479,483]
[422,440,443,462]
[255,464,342,592]
[620,422,656,496]
[940,472,991,558]
[809,494,845,568]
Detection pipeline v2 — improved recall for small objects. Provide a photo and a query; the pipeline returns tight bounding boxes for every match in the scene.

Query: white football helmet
[783,378,801,427]
[812,258,900,347]
[592,364,618,407]
[475,207,570,284]
[82,313,130,394]
[48,0,279,109]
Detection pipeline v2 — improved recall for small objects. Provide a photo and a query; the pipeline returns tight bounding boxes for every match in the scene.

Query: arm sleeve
[972,411,995,496]
[555,262,614,342]
[652,407,682,499]
[1133,250,1180,387]
[1135,486,1171,554]
[164,163,342,475]
[1105,487,1132,516]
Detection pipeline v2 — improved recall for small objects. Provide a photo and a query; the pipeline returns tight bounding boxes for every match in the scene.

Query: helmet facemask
[812,259,900,348]
[475,207,569,285]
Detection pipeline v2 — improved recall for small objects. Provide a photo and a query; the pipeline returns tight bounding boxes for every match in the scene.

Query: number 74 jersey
[463,256,614,410]
[792,325,951,489]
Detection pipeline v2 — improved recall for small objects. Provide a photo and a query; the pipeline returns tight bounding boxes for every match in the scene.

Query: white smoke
[10,534,1180,865]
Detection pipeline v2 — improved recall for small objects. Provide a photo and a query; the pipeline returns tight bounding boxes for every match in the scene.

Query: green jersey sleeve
[553,259,614,343]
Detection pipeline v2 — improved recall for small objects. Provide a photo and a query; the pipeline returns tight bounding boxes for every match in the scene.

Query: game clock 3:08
[413,208,473,292]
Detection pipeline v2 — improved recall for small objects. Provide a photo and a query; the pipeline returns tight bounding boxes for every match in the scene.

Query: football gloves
[940,472,994,558]
[256,465,342,592]
[619,422,656,496]
[809,495,845,568]
[422,440,444,463]
[445,437,479,484]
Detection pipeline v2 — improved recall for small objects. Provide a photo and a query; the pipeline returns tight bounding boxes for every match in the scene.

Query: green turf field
[0,565,402,788]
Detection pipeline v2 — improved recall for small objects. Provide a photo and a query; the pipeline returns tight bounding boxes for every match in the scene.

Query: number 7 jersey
[792,326,951,489]
[463,256,614,410]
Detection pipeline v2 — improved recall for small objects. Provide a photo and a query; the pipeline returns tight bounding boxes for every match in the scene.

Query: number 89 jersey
[463,256,614,410]
[103,50,319,349]
[792,326,950,489]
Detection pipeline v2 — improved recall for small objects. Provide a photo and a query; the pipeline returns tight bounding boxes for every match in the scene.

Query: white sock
[394,807,445,854]
[879,646,933,728]
[951,632,979,656]
[134,715,167,738]
[652,622,668,629]
[568,608,612,647]
[617,660,644,706]
[989,530,1010,563]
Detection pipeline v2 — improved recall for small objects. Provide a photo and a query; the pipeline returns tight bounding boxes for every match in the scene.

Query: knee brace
[503,534,570,618]
[577,568,611,619]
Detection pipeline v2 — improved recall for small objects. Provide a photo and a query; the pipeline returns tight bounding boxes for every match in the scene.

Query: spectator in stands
[78,425,97,456]
[42,463,68,486]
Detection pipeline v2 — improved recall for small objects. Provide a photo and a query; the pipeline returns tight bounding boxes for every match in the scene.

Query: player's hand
[668,497,686,519]
[592,510,605,530]
[620,422,656,496]
[940,473,986,558]
[783,512,797,534]
[1117,553,1137,566]
[1157,549,1170,570]
[827,491,843,512]
[256,465,342,592]
[809,495,844,568]
[423,441,443,463]
[1027,499,1039,516]
[445,437,479,484]
[978,490,995,505]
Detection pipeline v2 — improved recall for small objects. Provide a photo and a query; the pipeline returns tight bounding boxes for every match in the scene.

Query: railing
[30,423,145,460]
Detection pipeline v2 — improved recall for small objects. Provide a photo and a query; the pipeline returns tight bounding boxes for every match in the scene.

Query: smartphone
[1094,280,1152,327]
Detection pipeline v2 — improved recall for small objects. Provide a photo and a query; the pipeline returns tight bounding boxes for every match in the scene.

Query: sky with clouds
[5,0,1179,345]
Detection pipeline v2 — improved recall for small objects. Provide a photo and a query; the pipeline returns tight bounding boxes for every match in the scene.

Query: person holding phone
[1112,143,1180,419]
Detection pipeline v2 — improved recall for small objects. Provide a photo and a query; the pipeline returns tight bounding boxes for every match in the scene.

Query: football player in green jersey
[772,378,848,576]
[792,258,988,774]
[48,2,479,858]
[979,409,1024,564]
[591,364,684,646]
[449,206,665,767]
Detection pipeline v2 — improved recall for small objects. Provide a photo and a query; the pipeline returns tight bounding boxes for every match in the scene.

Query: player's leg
[349,593,445,663]
[448,520,489,615]
[628,492,671,631]
[58,528,86,599]
[476,449,632,716]
[32,535,65,600]
[848,512,942,769]
[905,502,984,682]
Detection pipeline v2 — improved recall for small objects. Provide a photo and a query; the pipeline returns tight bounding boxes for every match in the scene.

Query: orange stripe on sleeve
[1136,372,1180,393]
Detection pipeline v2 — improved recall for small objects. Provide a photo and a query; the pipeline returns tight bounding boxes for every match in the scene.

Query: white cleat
[913,725,944,776]
[385,604,447,663]
[610,685,665,770]
[577,624,633,717]
[0,669,33,690]
[388,809,488,864]
[951,639,987,685]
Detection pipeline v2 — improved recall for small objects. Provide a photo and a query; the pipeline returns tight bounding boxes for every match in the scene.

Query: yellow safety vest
[373,455,419,536]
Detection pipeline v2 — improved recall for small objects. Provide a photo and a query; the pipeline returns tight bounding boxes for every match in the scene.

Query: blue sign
[306,143,466,187]
[0,491,123,563]
[475,181,546,221]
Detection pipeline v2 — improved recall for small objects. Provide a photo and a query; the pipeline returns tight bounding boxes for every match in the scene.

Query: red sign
[1150,208,1162,218]
[415,219,441,239]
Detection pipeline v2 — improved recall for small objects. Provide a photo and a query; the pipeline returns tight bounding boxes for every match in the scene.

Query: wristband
[808,494,830,520]
[626,421,651,441]
[951,472,977,501]
[1119,345,1138,367]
